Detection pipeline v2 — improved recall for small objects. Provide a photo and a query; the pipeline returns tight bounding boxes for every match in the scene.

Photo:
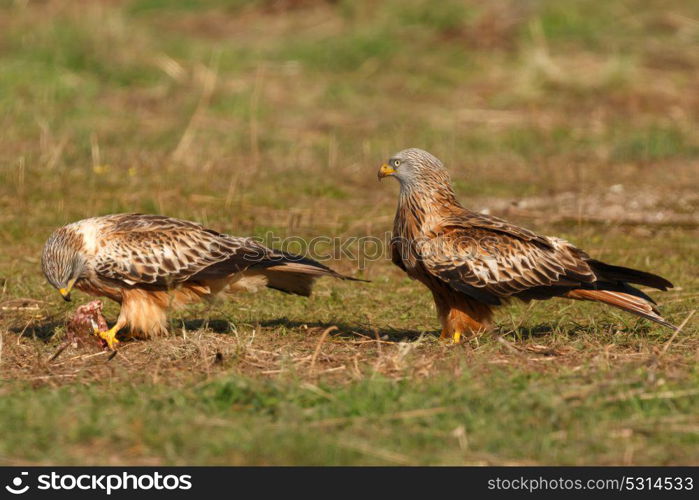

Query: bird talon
[93,326,120,350]
[452,331,462,344]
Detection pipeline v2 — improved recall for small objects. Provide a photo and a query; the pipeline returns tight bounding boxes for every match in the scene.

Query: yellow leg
[94,324,121,350]
[439,328,462,343]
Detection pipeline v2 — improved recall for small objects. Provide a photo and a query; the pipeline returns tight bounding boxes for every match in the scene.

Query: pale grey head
[377,148,451,188]
[41,226,87,301]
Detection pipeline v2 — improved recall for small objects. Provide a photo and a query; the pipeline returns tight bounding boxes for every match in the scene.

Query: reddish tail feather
[564,289,677,330]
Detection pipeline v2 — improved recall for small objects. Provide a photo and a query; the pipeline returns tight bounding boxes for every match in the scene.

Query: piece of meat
[65,300,109,349]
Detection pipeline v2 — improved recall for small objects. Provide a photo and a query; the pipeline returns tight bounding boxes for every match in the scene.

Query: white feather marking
[74,219,102,255]
[484,258,500,281]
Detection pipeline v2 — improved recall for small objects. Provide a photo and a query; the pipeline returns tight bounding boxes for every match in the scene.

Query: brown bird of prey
[378,148,676,342]
[42,213,360,349]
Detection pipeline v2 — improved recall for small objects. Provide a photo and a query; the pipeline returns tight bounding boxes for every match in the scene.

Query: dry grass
[0,0,697,465]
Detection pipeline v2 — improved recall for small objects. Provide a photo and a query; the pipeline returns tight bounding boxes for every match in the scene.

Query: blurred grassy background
[0,0,697,465]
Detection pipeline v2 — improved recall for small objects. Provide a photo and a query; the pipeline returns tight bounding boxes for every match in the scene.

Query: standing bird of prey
[42,214,361,349]
[378,148,676,342]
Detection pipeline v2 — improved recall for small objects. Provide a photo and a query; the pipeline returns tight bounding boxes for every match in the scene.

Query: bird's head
[41,227,87,302]
[377,148,450,188]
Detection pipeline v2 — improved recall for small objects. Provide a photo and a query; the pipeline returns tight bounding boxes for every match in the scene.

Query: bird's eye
[393,160,401,167]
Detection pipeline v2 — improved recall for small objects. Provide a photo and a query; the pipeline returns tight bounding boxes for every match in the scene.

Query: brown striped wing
[92,214,267,286]
[414,214,597,303]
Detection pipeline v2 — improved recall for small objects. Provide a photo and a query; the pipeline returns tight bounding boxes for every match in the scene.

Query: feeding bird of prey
[42,213,362,349]
[378,148,676,342]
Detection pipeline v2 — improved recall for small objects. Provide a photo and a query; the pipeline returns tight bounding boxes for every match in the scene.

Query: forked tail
[564,289,677,330]
[249,251,367,297]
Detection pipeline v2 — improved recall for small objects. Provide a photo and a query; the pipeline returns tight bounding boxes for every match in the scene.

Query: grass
[0,0,698,465]
[3,367,698,465]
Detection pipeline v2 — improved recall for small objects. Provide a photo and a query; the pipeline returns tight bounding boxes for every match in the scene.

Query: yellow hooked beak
[59,278,76,302]
[377,163,396,180]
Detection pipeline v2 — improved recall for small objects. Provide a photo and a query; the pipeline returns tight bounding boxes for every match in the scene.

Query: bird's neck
[396,180,462,230]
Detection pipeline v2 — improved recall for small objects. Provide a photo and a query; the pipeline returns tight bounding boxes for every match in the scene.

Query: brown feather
[564,289,677,330]
[383,148,676,336]
[432,284,493,339]
[43,213,361,340]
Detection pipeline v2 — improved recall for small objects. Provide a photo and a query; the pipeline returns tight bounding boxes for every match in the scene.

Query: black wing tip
[588,259,674,291]
[652,316,679,331]
[272,250,370,282]
[633,314,678,331]
[630,306,678,331]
